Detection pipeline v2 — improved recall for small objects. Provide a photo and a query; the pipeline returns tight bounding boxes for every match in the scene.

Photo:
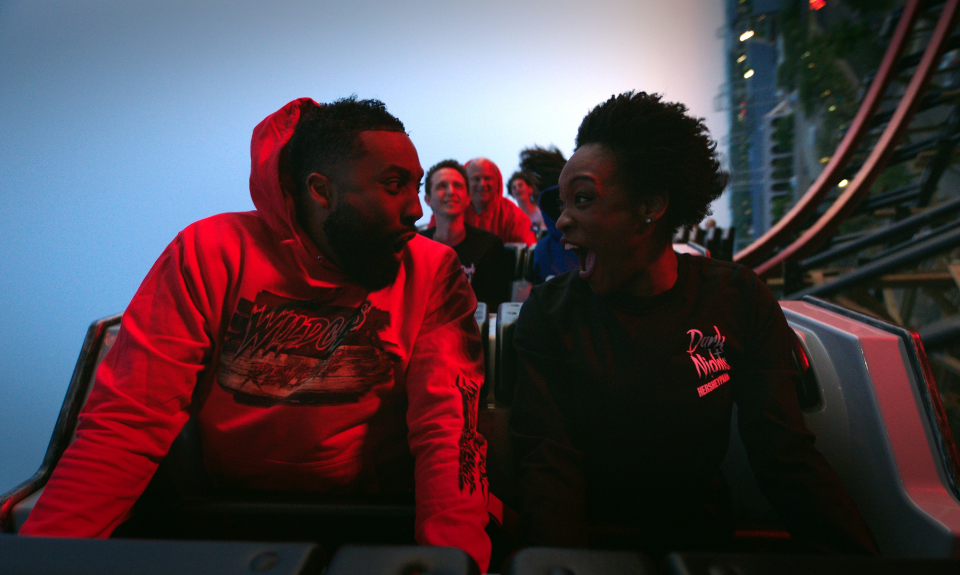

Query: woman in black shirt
[509,92,877,557]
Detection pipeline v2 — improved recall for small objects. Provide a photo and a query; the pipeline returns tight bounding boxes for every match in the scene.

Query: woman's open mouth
[564,242,596,279]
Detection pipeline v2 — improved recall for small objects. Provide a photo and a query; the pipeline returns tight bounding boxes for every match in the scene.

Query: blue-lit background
[0,0,727,493]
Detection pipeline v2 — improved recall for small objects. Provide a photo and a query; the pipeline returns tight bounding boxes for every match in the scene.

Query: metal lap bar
[733,0,922,269]
[0,538,323,575]
[753,0,960,278]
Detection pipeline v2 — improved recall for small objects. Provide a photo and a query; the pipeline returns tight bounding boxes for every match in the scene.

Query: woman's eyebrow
[568,174,598,186]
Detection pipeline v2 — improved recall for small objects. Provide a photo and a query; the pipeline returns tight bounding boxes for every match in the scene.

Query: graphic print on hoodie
[217,289,395,405]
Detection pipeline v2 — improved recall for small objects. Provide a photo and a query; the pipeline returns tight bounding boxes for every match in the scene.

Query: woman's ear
[644,193,669,223]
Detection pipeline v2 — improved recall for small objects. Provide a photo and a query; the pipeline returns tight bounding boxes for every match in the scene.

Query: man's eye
[384,179,402,194]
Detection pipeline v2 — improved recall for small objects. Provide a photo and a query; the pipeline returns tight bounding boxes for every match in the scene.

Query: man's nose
[402,190,423,223]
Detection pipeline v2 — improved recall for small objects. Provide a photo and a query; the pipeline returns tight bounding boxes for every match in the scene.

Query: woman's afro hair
[575,91,728,231]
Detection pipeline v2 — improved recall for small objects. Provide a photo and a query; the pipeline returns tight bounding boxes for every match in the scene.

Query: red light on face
[809,0,825,9]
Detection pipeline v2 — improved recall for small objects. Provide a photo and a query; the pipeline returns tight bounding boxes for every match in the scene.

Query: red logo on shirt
[687,326,731,397]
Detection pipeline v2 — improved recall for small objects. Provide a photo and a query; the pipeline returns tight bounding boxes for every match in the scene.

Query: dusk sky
[0,0,728,493]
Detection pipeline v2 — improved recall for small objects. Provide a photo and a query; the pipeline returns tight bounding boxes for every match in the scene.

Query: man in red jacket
[19,97,491,571]
[464,157,537,246]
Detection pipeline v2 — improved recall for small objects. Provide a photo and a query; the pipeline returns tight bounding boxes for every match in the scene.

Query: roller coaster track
[734,0,960,280]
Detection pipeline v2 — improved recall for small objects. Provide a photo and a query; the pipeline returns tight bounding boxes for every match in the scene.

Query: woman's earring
[646,218,652,224]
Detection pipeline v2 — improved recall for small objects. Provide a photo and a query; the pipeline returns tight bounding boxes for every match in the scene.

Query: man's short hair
[286,97,406,196]
[424,159,468,198]
[575,91,728,232]
[518,145,567,191]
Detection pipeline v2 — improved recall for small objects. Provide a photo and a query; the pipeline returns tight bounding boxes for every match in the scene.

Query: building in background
[723,0,789,252]
[722,0,894,252]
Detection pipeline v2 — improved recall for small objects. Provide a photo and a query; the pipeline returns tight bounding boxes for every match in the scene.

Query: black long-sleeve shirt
[422,224,512,310]
[510,254,877,557]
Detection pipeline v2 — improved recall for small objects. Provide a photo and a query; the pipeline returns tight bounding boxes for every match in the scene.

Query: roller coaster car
[2,299,960,574]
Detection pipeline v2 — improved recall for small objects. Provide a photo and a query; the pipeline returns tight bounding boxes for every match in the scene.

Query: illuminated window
[740,30,754,42]
[838,179,849,188]
[810,0,826,10]
[744,69,755,78]
[737,55,746,63]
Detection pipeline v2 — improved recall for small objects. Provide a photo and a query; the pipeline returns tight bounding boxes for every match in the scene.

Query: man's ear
[306,173,332,210]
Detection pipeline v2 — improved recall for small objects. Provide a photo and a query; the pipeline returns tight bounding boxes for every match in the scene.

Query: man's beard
[323,203,406,291]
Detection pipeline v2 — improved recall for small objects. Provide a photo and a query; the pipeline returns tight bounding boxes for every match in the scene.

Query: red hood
[249,97,319,254]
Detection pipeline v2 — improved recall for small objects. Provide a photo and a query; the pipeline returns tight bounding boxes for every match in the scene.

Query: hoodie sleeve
[404,251,491,572]
[19,232,212,537]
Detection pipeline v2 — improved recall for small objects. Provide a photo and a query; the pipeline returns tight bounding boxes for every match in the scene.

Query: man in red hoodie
[464,157,537,246]
[19,97,491,571]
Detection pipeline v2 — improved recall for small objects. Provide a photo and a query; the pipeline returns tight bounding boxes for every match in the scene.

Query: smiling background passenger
[509,91,878,558]
[420,160,512,310]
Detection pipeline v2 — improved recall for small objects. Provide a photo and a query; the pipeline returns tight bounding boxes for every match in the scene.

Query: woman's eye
[575,194,590,204]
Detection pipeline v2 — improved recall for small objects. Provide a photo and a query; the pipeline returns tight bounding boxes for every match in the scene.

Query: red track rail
[753,0,960,278]
[733,0,921,269]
